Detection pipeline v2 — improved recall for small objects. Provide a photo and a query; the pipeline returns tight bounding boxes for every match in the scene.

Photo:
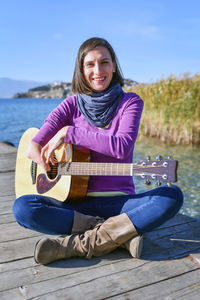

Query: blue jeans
[13,185,183,236]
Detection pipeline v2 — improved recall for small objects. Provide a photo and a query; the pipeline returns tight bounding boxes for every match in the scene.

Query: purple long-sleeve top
[32,92,143,195]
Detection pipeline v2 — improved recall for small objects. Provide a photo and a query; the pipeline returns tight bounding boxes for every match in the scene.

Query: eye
[85,62,94,68]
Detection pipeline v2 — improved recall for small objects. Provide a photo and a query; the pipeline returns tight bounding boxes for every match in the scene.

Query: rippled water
[134,138,200,219]
[0,98,199,219]
[0,98,63,147]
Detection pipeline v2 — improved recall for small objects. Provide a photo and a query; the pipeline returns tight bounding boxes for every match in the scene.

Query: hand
[27,141,48,171]
[41,126,69,170]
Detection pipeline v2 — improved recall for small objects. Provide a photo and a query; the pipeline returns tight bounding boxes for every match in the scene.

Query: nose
[94,62,102,74]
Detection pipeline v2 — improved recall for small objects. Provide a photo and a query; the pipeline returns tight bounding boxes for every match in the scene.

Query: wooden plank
[152,213,198,229]
[0,222,41,242]
[0,153,17,172]
[0,143,17,172]
[141,218,200,260]
[0,213,15,224]
[0,251,130,293]
[0,172,15,196]
[1,249,125,273]
[0,236,41,263]
[111,268,200,300]
[0,257,35,273]
[0,257,198,300]
[0,143,17,154]
[0,195,15,202]
[0,187,15,224]
[0,199,14,215]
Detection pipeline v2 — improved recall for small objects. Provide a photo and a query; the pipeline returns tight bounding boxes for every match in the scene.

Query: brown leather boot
[71,211,105,233]
[73,211,143,258]
[34,213,138,264]
[123,235,143,258]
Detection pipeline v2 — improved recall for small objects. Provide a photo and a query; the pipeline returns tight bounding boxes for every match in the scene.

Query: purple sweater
[32,93,143,194]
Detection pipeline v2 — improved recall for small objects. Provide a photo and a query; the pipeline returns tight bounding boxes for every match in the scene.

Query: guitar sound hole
[47,163,58,180]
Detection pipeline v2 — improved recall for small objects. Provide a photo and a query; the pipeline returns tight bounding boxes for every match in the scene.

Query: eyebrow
[84,57,111,64]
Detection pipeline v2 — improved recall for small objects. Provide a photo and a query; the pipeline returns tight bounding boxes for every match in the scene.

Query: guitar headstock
[133,155,178,185]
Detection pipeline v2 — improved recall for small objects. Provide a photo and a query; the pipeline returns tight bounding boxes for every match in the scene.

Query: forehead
[84,46,112,62]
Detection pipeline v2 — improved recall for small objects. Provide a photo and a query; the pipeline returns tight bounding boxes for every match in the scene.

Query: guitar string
[46,162,169,177]
[48,163,169,169]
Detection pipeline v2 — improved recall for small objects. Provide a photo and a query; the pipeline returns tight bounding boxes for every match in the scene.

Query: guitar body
[15,128,90,203]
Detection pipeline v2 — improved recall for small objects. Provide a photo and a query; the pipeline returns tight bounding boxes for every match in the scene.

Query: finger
[39,157,50,171]
[41,145,48,162]
[42,146,51,164]
[43,162,51,171]
[51,155,58,164]
[50,154,56,165]
[45,163,51,171]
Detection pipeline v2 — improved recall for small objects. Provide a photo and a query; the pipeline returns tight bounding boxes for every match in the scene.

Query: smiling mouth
[92,77,105,82]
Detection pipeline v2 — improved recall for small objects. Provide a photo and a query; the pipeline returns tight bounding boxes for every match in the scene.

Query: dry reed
[126,73,200,146]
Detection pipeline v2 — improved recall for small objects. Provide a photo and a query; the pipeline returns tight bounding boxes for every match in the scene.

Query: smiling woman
[72,37,124,94]
[13,37,183,265]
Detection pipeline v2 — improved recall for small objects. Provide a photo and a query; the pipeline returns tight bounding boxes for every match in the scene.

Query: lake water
[0,98,199,219]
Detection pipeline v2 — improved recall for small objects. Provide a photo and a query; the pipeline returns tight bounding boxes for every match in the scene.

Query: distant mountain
[0,78,50,98]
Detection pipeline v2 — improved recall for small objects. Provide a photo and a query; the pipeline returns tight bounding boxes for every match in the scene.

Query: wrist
[59,126,69,139]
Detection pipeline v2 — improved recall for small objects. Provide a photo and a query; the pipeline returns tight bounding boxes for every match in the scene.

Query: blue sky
[1,0,199,83]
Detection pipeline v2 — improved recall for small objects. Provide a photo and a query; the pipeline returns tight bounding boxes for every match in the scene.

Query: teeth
[93,77,104,81]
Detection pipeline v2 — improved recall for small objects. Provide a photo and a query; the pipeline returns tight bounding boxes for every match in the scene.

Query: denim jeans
[13,185,183,235]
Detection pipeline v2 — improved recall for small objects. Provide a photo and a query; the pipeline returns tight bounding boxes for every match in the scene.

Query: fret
[116,164,119,175]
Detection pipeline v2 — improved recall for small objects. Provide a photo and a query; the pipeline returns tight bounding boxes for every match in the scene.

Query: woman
[13,37,183,264]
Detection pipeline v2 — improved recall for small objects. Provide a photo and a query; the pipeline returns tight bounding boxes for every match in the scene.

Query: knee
[154,185,184,215]
[160,185,184,216]
[170,185,184,210]
[13,195,36,227]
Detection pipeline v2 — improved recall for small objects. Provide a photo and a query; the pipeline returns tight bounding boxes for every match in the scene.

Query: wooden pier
[0,142,200,299]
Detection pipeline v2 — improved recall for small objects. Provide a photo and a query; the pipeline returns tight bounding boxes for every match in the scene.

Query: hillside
[13,79,138,99]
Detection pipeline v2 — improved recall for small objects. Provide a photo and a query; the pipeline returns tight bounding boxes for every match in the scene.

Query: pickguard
[37,174,61,194]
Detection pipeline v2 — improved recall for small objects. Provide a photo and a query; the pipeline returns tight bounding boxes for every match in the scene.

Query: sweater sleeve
[65,94,144,160]
[32,96,75,146]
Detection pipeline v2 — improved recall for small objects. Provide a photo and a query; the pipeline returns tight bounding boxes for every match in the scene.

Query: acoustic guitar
[15,128,178,203]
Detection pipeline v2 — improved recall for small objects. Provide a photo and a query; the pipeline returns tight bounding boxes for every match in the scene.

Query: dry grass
[126,73,200,145]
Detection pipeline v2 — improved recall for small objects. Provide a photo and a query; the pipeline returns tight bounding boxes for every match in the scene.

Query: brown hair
[72,37,124,94]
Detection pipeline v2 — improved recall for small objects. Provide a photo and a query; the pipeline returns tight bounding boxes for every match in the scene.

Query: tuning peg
[144,179,151,185]
[167,155,172,160]
[146,155,151,161]
[155,180,162,186]
[156,155,163,161]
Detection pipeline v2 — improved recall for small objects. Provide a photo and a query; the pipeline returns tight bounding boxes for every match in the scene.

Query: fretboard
[58,162,134,176]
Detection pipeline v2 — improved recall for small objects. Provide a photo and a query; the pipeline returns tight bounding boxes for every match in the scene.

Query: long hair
[72,37,124,94]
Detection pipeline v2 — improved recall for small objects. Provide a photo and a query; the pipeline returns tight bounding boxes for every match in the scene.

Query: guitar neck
[57,159,178,183]
[58,162,133,176]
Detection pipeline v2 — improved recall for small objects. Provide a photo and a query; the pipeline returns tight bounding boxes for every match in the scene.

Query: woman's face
[83,46,116,92]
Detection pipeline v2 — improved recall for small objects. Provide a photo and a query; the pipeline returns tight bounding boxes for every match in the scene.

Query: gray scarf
[76,83,124,127]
